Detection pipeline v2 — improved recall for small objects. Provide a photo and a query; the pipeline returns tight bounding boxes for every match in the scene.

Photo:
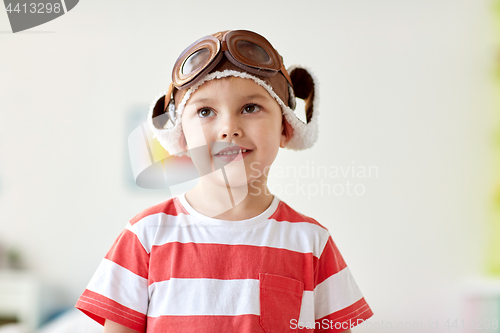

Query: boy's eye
[242,104,261,114]
[197,108,215,118]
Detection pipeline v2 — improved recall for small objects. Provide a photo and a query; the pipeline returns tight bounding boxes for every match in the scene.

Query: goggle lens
[182,48,211,75]
[236,40,270,64]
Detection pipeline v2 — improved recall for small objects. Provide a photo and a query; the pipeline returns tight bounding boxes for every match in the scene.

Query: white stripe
[148,278,316,319]
[128,212,330,258]
[86,259,149,315]
[147,278,260,316]
[314,267,363,320]
[125,214,163,254]
[298,291,315,328]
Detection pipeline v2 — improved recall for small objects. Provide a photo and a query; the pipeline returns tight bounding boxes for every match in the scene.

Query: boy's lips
[213,145,253,162]
[214,145,252,155]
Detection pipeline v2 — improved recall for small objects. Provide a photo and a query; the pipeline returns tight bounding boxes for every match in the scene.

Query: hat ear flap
[151,94,168,129]
[289,67,315,124]
[151,83,176,130]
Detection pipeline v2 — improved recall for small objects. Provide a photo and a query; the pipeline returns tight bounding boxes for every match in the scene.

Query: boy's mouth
[213,145,253,162]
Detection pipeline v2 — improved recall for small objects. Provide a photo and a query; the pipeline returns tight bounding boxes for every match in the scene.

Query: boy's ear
[289,66,315,124]
[280,116,294,148]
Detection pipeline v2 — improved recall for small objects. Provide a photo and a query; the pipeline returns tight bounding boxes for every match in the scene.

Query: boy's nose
[219,114,242,139]
[221,130,241,139]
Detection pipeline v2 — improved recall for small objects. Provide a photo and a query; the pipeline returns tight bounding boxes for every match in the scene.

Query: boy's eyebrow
[243,94,268,101]
[188,93,269,106]
[187,97,214,105]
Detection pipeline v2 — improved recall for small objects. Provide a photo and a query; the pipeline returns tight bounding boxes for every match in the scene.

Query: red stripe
[149,242,317,290]
[104,229,149,279]
[75,289,146,333]
[270,201,326,229]
[314,237,347,287]
[147,314,264,333]
[129,197,189,226]
[314,298,374,332]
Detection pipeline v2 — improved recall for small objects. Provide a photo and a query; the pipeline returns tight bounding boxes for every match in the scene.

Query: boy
[76,30,373,333]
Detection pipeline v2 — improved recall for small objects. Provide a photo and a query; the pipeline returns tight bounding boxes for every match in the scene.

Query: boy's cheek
[182,120,209,149]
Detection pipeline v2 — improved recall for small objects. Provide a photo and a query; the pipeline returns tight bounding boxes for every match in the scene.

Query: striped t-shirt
[75,192,373,332]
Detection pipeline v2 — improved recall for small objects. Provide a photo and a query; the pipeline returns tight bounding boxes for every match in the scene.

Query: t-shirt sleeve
[313,235,374,332]
[75,223,151,333]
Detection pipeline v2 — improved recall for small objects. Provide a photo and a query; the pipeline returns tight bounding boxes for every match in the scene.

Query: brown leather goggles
[172,30,293,90]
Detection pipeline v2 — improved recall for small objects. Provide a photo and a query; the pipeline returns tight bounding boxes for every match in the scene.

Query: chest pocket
[259,273,304,333]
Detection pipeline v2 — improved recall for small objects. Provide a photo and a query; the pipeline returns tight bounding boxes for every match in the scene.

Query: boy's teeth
[218,149,248,155]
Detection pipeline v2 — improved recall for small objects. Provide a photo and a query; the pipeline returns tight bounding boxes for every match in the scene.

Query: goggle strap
[280,63,294,90]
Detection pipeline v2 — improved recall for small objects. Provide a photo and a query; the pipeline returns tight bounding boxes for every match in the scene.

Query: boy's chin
[201,169,250,187]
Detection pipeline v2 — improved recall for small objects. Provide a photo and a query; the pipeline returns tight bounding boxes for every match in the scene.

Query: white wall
[0,0,493,331]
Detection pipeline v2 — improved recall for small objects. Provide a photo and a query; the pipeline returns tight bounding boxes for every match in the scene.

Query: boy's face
[181,77,291,187]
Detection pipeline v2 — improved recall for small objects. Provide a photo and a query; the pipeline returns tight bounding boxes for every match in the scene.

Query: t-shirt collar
[176,192,281,228]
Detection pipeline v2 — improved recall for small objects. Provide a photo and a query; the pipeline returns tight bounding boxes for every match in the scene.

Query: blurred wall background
[0,0,494,332]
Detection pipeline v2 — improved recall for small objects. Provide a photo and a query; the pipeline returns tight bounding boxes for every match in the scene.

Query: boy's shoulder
[129,196,186,226]
[271,199,329,231]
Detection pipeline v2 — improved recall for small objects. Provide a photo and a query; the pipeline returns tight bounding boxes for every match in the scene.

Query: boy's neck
[184,180,274,221]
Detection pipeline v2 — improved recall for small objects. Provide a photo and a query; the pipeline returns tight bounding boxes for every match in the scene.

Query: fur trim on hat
[147,68,319,157]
